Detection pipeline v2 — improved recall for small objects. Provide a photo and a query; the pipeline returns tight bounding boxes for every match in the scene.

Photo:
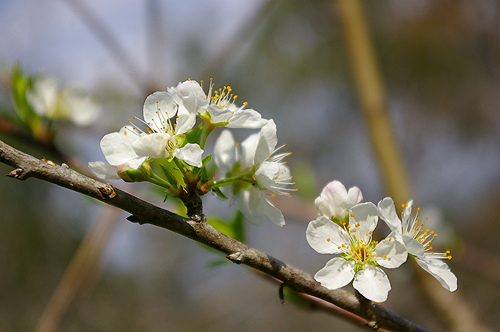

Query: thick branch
[0,139,429,332]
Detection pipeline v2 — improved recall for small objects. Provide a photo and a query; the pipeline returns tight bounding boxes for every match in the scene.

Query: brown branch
[0,139,430,332]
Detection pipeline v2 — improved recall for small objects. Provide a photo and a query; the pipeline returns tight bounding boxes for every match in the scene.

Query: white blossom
[213,120,294,226]
[306,202,407,302]
[89,91,203,179]
[315,180,363,220]
[378,197,457,292]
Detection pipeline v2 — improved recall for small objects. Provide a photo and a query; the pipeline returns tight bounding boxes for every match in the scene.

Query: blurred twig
[35,207,121,332]
[0,139,431,332]
[335,0,489,331]
[196,0,277,80]
[60,0,150,94]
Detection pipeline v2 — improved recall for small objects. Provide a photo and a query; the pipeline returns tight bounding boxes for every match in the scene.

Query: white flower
[26,76,99,126]
[306,202,407,302]
[213,120,294,226]
[176,79,267,129]
[378,197,457,292]
[89,91,204,179]
[315,180,363,220]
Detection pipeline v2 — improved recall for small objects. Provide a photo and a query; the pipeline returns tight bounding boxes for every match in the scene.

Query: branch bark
[0,139,430,332]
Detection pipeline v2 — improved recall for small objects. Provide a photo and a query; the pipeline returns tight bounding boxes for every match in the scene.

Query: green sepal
[202,153,212,167]
[159,162,178,186]
[184,123,204,145]
[331,216,342,226]
[212,187,228,199]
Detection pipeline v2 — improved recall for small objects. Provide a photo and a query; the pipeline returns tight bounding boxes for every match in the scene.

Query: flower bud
[117,162,152,182]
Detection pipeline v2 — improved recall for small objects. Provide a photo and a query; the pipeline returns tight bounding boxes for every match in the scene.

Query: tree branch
[0,139,430,332]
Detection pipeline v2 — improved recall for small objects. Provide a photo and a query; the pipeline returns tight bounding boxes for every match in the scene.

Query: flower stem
[200,121,216,150]
[209,172,252,189]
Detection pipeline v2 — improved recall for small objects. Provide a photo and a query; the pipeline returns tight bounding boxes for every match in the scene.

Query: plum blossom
[315,180,363,222]
[307,202,407,302]
[213,120,294,226]
[176,79,267,129]
[26,76,99,126]
[378,197,457,291]
[89,91,203,179]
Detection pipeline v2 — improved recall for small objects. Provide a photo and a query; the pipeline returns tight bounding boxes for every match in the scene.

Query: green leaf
[10,65,36,127]
[207,211,245,242]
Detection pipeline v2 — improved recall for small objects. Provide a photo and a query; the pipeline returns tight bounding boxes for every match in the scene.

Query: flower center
[401,204,452,260]
[336,222,377,269]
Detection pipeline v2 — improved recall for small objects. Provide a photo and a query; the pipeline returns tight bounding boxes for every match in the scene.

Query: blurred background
[0,0,499,331]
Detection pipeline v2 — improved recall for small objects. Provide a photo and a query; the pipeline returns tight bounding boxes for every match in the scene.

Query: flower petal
[214,129,236,172]
[353,265,391,302]
[100,128,140,166]
[349,202,379,239]
[132,133,170,159]
[306,216,344,254]
[415,257,457,292]
[315,180,363,219]
[143,91,176,125]
[402,235,426,257]
[176,143,204,168]
[374,231,408,268]
[176,80,208,114]
[378,197,402,232]
[240,132,259,168]
[88,161,120,179]
[207,104,233,124]
[314,257,355,290]
[226,109,268,129]
[236,187,285,226]
[253,119,278,165]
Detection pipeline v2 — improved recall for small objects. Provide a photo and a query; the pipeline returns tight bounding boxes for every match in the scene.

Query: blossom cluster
[89,79,295,225]
[306,180,457,302]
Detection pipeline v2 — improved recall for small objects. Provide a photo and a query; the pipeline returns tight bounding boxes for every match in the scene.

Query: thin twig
[0,139,431,332]
[335,1,489,331]
[35,207,121,332]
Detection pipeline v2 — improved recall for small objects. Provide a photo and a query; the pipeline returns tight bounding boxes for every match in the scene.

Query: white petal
[237,188,266,225]
[88,161,120,179]
[100,130,140,166]
[349,202,379,240]
[64,89,100,126]
[207,104,233,123]
[314,257,355,290]
[253,119,278,165]
[254,161,280,190]
[374,232,408,268]
[176,143,204,167]
[402,235,426,256]
[262,196,285,226]
[377,197,402,232]
[132,133,170,159]
[174,106,197,135]
[237,187,285,226]
[353,265,391,302]
[176,80,208,114]
[214,130,236,172]
[226,109,268,129]
[315,180,363,219]
[143,91,176,125]
[415,257,457,291]
[306,216,344,254]
[240,133,259,168]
